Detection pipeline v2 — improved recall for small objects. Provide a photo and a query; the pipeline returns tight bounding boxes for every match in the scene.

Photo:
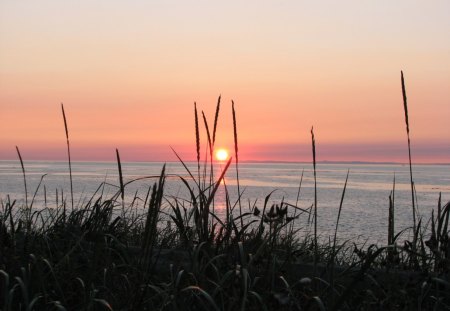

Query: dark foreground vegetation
[1,73,449,310]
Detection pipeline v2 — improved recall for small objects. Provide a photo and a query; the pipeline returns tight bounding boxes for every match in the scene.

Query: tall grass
[232,100,243,229]
[311,126,318,275]
[61,103,74,213]
[401,71,417,234]
[194,102,201,183]
[15,146,27,208]
[116,148,125,211]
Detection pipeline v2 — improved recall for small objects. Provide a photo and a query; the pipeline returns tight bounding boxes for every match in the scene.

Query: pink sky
[1,1,449,163]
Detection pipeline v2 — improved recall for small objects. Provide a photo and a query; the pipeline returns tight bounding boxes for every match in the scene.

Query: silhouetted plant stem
[232,100,243,229]
[401,71,417,235]
[116,148,125,211]
[211,95,221,214]
[61,103,74,213]
[388,174,396,247]
[331,169,349,306]
[194,102,201,184]
[289,169,304,233]
[15,146,27,208]
[201,111,213,193]
[311,126,318,276]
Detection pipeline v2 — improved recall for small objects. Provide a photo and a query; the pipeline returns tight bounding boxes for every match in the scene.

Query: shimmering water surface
[1,160,449,244]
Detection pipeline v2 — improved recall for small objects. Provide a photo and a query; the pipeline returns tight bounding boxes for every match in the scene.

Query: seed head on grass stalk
[401,71,416,236]
[61,103,73,215]
[15,146,27,208]
[232,100,243,229]
[194,102,201,183]
[212,95,221,146]
[210,95,221,207]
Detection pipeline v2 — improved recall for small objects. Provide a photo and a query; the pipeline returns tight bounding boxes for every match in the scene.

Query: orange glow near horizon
[0,1,449,163]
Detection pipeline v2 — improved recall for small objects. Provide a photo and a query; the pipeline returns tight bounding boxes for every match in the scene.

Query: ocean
[1,160,449,245]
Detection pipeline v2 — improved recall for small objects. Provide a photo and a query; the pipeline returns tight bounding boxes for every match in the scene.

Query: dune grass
[0,73,449,310]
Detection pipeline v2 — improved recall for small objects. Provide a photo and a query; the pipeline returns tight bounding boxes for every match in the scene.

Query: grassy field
[1,73,449,310]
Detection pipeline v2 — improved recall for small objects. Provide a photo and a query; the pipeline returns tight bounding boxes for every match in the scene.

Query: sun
[215,148,229,161]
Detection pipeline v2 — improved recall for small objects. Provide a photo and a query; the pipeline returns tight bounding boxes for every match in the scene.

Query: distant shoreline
[0,159,449,165]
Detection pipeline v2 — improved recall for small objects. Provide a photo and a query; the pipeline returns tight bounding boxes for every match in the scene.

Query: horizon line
[1,158,449,166]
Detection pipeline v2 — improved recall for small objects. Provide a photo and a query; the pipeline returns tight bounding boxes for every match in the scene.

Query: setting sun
[215,149,229,161]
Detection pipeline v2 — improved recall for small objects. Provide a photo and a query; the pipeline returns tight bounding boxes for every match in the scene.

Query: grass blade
[116,148,125,210]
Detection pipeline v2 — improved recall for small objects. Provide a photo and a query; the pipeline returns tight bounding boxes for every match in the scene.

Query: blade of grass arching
[311,126,318,276]
[116,149,125,211]
[15,146,28,208]
[232,100,243,229]
[401,71,416,235]
[61,103,74,212]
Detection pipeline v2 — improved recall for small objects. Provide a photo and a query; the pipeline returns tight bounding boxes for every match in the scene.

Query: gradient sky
[1,1,449,163]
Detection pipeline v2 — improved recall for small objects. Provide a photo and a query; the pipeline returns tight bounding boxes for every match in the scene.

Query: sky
[1,1,449,163]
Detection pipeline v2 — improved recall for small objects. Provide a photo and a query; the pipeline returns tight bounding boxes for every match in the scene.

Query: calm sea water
[1,160,449,245]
